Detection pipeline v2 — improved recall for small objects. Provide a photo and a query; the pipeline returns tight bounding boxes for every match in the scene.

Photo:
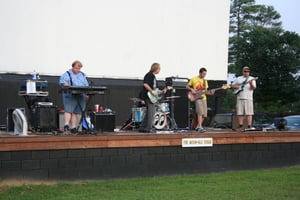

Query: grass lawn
[0,165,300,200]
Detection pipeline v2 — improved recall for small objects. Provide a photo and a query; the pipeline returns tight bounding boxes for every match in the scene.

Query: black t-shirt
[140,71,156,100]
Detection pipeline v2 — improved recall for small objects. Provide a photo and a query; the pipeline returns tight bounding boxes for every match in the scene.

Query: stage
[1,129,300,152]
[1,129,300,181]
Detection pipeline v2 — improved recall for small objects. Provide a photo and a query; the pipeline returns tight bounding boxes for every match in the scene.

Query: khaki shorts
[195,99,207,117]
[236,99,254,115]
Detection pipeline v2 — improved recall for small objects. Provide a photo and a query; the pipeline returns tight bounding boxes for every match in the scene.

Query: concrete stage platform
[1,129,300,181]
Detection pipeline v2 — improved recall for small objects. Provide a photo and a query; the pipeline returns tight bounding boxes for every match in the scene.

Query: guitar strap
[242,77,249,86]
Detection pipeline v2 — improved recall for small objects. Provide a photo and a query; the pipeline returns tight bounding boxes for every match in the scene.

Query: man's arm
[249,79,256,90]
[59,72,70,86]
[144,83,156,95]
[186,84,196,94]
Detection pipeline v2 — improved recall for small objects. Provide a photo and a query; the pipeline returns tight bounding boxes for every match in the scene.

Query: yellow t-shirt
[188,76,209,100]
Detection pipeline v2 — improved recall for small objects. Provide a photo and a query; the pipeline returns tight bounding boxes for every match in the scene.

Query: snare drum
[159,103,169,112]
[132,107,146,122]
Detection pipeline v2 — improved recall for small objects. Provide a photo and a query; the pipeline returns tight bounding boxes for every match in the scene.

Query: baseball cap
[243,66,250,71]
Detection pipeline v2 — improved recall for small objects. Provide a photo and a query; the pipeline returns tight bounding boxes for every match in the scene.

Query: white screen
[0,0,230,80]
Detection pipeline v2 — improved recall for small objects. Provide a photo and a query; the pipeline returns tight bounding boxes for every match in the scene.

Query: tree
[222,0,300,113]
[235,27,300,111]
[229,0,282,73]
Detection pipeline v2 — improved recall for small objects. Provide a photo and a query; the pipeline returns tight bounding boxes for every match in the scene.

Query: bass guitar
[188,85,231,102]
[147,86,173,103]
[233,77,258,95]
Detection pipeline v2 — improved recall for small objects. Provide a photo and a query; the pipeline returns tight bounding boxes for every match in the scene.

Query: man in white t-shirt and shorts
[231,66,257,131]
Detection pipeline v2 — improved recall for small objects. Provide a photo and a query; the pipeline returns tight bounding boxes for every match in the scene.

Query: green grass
[1,166,300,200]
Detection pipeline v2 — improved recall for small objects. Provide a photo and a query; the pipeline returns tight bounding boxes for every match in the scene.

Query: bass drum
[153,112,167,130]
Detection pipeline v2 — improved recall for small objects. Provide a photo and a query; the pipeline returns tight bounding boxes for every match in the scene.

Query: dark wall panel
[0,142,300,180]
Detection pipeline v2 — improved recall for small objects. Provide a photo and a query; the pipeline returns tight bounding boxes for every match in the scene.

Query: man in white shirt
[231,66,257,130]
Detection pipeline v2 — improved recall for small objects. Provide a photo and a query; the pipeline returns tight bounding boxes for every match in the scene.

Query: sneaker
[197,127,206,133]
[70,128,78,134]
[233,125,244,132]
[64,125,70,132]
[63,125,71,135]
[245,126,256,132]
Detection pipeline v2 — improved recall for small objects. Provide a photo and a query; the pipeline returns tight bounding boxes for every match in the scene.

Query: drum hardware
[123,95,180,131]
[152,99,178,130]
[167,95,180,130]
[166,96,181,99]
[129,97,143,102]
[132,107,146,123]
[151,94,181,130]
[121,97,146,131]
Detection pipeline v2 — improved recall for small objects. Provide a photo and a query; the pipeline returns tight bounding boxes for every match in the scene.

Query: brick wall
[1,142,300,181]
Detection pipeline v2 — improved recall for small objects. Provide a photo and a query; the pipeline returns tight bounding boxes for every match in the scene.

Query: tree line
[223,0,300,113]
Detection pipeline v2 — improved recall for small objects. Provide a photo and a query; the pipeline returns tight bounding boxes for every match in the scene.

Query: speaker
[91,112,116,132]
[169,88,190,129]
[30,105,57,132]
[7,107,26,132]
[165,77,190,129]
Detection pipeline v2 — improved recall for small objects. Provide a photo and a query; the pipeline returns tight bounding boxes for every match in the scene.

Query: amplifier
[165,77,189,88]
[165,77,190,129]
[91,112,116,132]
[30,105,57,132]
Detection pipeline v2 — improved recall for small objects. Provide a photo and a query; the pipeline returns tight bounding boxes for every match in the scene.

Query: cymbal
[167,96,181,99]
[129,97,143,102]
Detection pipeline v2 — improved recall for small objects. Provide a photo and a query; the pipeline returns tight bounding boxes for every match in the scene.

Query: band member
[186,67,215,132]
[59,60,89,133]
[231,66,256,130]
[139,63,165,133]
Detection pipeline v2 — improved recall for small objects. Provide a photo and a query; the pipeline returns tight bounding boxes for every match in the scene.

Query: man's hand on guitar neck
[248,79,256,90]
[152,86,171,96]
[207,89,215,95]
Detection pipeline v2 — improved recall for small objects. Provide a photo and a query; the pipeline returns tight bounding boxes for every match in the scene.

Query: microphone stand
[169,90,178,130]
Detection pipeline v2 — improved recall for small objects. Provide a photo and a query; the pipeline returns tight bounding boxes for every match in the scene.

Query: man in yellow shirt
[186,67,215,132]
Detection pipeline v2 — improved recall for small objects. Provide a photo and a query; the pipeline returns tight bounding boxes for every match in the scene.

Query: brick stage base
[0,130,300,181]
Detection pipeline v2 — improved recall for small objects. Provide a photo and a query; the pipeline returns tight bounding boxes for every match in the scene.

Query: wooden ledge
[1,131,300,152]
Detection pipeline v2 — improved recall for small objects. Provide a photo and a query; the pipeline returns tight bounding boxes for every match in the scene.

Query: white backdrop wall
[0,0,230,80]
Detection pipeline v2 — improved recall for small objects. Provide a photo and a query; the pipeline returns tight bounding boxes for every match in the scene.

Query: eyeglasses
[243,70,250,72]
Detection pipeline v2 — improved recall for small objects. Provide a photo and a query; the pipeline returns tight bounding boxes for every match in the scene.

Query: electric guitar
[233,77,258,95]
[147,86,173,103]
[188,85,231,102]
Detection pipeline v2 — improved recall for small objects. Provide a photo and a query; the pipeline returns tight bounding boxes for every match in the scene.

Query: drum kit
[122,95,180,131]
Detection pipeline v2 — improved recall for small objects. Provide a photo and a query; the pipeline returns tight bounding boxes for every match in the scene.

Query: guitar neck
[210,87,223,91]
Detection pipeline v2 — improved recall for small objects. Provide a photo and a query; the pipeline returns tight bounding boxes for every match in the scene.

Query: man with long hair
[139,63,164,133]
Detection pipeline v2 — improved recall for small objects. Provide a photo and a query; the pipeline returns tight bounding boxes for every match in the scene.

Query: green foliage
[1,166,300,200]
[229,0,282,73]
[236,27,300,109]
[229,0,300,112]
[220,89,236,111]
